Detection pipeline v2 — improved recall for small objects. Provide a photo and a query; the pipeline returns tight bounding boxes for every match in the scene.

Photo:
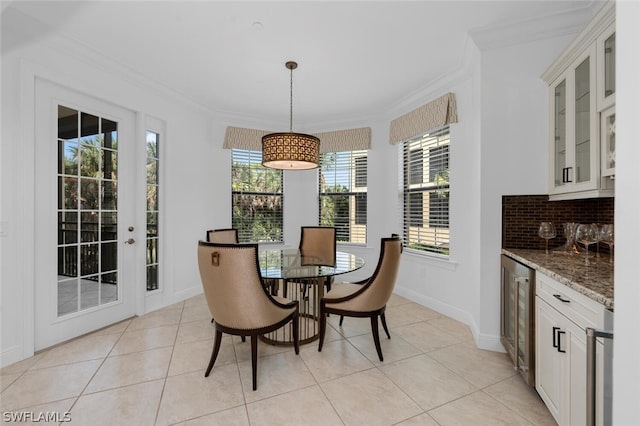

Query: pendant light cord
[289,65,293,132]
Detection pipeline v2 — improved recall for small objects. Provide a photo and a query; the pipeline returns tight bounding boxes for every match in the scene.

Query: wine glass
[538,222,556,255]
[575,224,599,264]
[599,224,614,263]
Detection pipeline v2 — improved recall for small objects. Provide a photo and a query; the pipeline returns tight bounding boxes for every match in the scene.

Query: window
[231,149,283,242]
[401,126,450,255]
[146,131,160,291]
[319,150,367,244]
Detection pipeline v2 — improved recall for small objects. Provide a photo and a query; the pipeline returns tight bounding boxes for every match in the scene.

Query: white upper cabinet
[542,2,615,201]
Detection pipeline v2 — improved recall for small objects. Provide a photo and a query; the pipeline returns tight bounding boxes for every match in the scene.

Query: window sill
[403,248,458,271]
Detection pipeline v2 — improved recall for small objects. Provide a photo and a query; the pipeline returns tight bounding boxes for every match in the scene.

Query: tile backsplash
[502,195,614,251]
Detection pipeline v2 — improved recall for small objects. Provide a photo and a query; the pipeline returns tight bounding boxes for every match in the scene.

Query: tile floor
[0,294,556,425]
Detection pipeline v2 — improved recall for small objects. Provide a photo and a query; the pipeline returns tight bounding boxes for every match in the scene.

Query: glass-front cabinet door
[549,45,597,197]
[597,23,616,109]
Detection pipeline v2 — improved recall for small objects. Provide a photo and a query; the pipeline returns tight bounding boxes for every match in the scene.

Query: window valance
[223,126,371,153]
[389,92,458,144]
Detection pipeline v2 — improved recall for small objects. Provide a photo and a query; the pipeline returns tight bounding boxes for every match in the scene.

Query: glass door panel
[57,106,120,316]
[574,57,591,184]
[553,80,566,187]
[146,131,159,291]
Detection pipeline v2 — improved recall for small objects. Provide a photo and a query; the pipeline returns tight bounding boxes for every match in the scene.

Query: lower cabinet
[535,273,608,426]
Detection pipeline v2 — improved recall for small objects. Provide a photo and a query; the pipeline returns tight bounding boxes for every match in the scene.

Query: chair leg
[205,329,223,377]
[292,313,300,355]
[318,307,326,352]
[339,315,344,326]
[241,336,246,342]
[251,335,258,391]
[371,315,384,362]
[211,318,214,323]
[380,312,391,339]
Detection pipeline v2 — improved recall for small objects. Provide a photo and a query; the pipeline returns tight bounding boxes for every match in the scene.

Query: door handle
[552,326,560,349]
[124,238,136,245]
[557,330,566,353]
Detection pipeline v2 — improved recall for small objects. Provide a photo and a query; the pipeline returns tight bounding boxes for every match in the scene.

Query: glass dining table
[258,248,365,345]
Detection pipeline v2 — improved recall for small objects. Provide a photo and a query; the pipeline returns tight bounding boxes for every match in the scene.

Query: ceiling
[3,1,604,127]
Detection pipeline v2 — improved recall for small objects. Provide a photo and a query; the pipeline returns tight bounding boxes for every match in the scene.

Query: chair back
[353,237,402,311]
[206,228,238,244]
[198,241,280,330]
[299,226,336,266]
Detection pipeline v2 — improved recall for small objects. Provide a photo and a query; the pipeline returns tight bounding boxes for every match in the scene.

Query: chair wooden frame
[198,241,299,390]
[318,236,402,362]
[205,228,239,244]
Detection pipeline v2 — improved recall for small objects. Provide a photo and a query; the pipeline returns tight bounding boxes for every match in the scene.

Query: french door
[34,80,138,350]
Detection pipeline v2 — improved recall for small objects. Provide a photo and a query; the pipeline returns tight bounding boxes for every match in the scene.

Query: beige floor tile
[84,346,172,393]
[176,405,249,425]
[176,319,217,344]
[327,315,374,338]
[169,337,235,376]
[300,338,373,383]
[31,333,120,369]
[110,324,178,356]
[384,304,440,328]
[485,376,558,425]
[321,368,423,425]
[380,354,477,410]
[246,385,342,426]
[232,336,293,362]
[155,365,244,426]
[0,373,21,392]
[0,353,45,376]
[183,293,207,308]
[69,379,163,426]
[429,341,516,388]
[387,293,413,306]
[428,391,533,425]
[1,398,75,425]
[181,304,212,324]
[348,331,421,364]
[239,351,316,403]
[396,412,441,425]
[0,360,101,411]
[89,318,132,337]
[393,321,464,352]
[127,307,183,331]
[427,316,474,341]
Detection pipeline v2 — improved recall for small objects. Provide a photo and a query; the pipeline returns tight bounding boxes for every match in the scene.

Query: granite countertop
[502,248,614,310]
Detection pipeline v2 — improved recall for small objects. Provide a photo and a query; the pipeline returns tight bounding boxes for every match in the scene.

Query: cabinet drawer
[536,273,606,329]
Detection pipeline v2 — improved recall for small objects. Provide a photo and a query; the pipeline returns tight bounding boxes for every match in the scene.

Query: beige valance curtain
[223,126,371,153]
[389,92,458,144]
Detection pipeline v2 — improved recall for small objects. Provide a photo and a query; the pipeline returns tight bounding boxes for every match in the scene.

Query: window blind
[231,149,283,243]
[400,126,450,255]
[319,150,367,244]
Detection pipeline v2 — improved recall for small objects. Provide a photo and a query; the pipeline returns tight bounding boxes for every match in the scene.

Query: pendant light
[262,61,320,170]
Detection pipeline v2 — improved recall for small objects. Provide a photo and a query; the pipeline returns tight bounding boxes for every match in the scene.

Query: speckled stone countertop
[502,248,614,310]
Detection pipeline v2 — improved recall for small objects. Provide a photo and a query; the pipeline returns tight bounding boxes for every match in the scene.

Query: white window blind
[319,150,367,244]
[231,149,283,243]
[401,126,450,255]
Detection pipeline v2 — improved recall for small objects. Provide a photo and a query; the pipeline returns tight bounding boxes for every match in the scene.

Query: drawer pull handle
[553,294,571,303]
[552,326,560,348]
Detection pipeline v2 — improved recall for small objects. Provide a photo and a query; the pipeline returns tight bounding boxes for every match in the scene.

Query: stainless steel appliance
[500,254,536,386]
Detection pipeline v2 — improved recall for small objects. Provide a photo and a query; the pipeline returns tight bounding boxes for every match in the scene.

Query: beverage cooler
[500,254,536,386]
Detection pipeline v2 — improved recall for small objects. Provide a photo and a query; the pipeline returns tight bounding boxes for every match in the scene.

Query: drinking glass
[562,222,578,254]
[599,224,614,263]
[575,224,598,264]
[538,222,556,255]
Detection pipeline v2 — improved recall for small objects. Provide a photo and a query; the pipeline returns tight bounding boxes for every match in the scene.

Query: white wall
[612,2,640,424]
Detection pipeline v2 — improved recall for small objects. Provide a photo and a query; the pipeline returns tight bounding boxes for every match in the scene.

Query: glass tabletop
[259,249,364,280]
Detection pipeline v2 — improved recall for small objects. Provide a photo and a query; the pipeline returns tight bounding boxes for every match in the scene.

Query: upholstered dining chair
[317,236,402,362]
[206,228,239,244]
[295,226,337,296]
[197,241,299,390]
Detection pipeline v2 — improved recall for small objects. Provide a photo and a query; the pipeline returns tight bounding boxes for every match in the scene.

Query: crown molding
[541,1,615,84]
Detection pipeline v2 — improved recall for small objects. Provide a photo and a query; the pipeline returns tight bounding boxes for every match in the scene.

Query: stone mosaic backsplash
[502,195,614,252]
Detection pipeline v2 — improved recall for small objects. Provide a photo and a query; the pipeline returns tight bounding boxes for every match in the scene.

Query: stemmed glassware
[575,223,599,265]
[538,222,556,255]
[599,224,614,263]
